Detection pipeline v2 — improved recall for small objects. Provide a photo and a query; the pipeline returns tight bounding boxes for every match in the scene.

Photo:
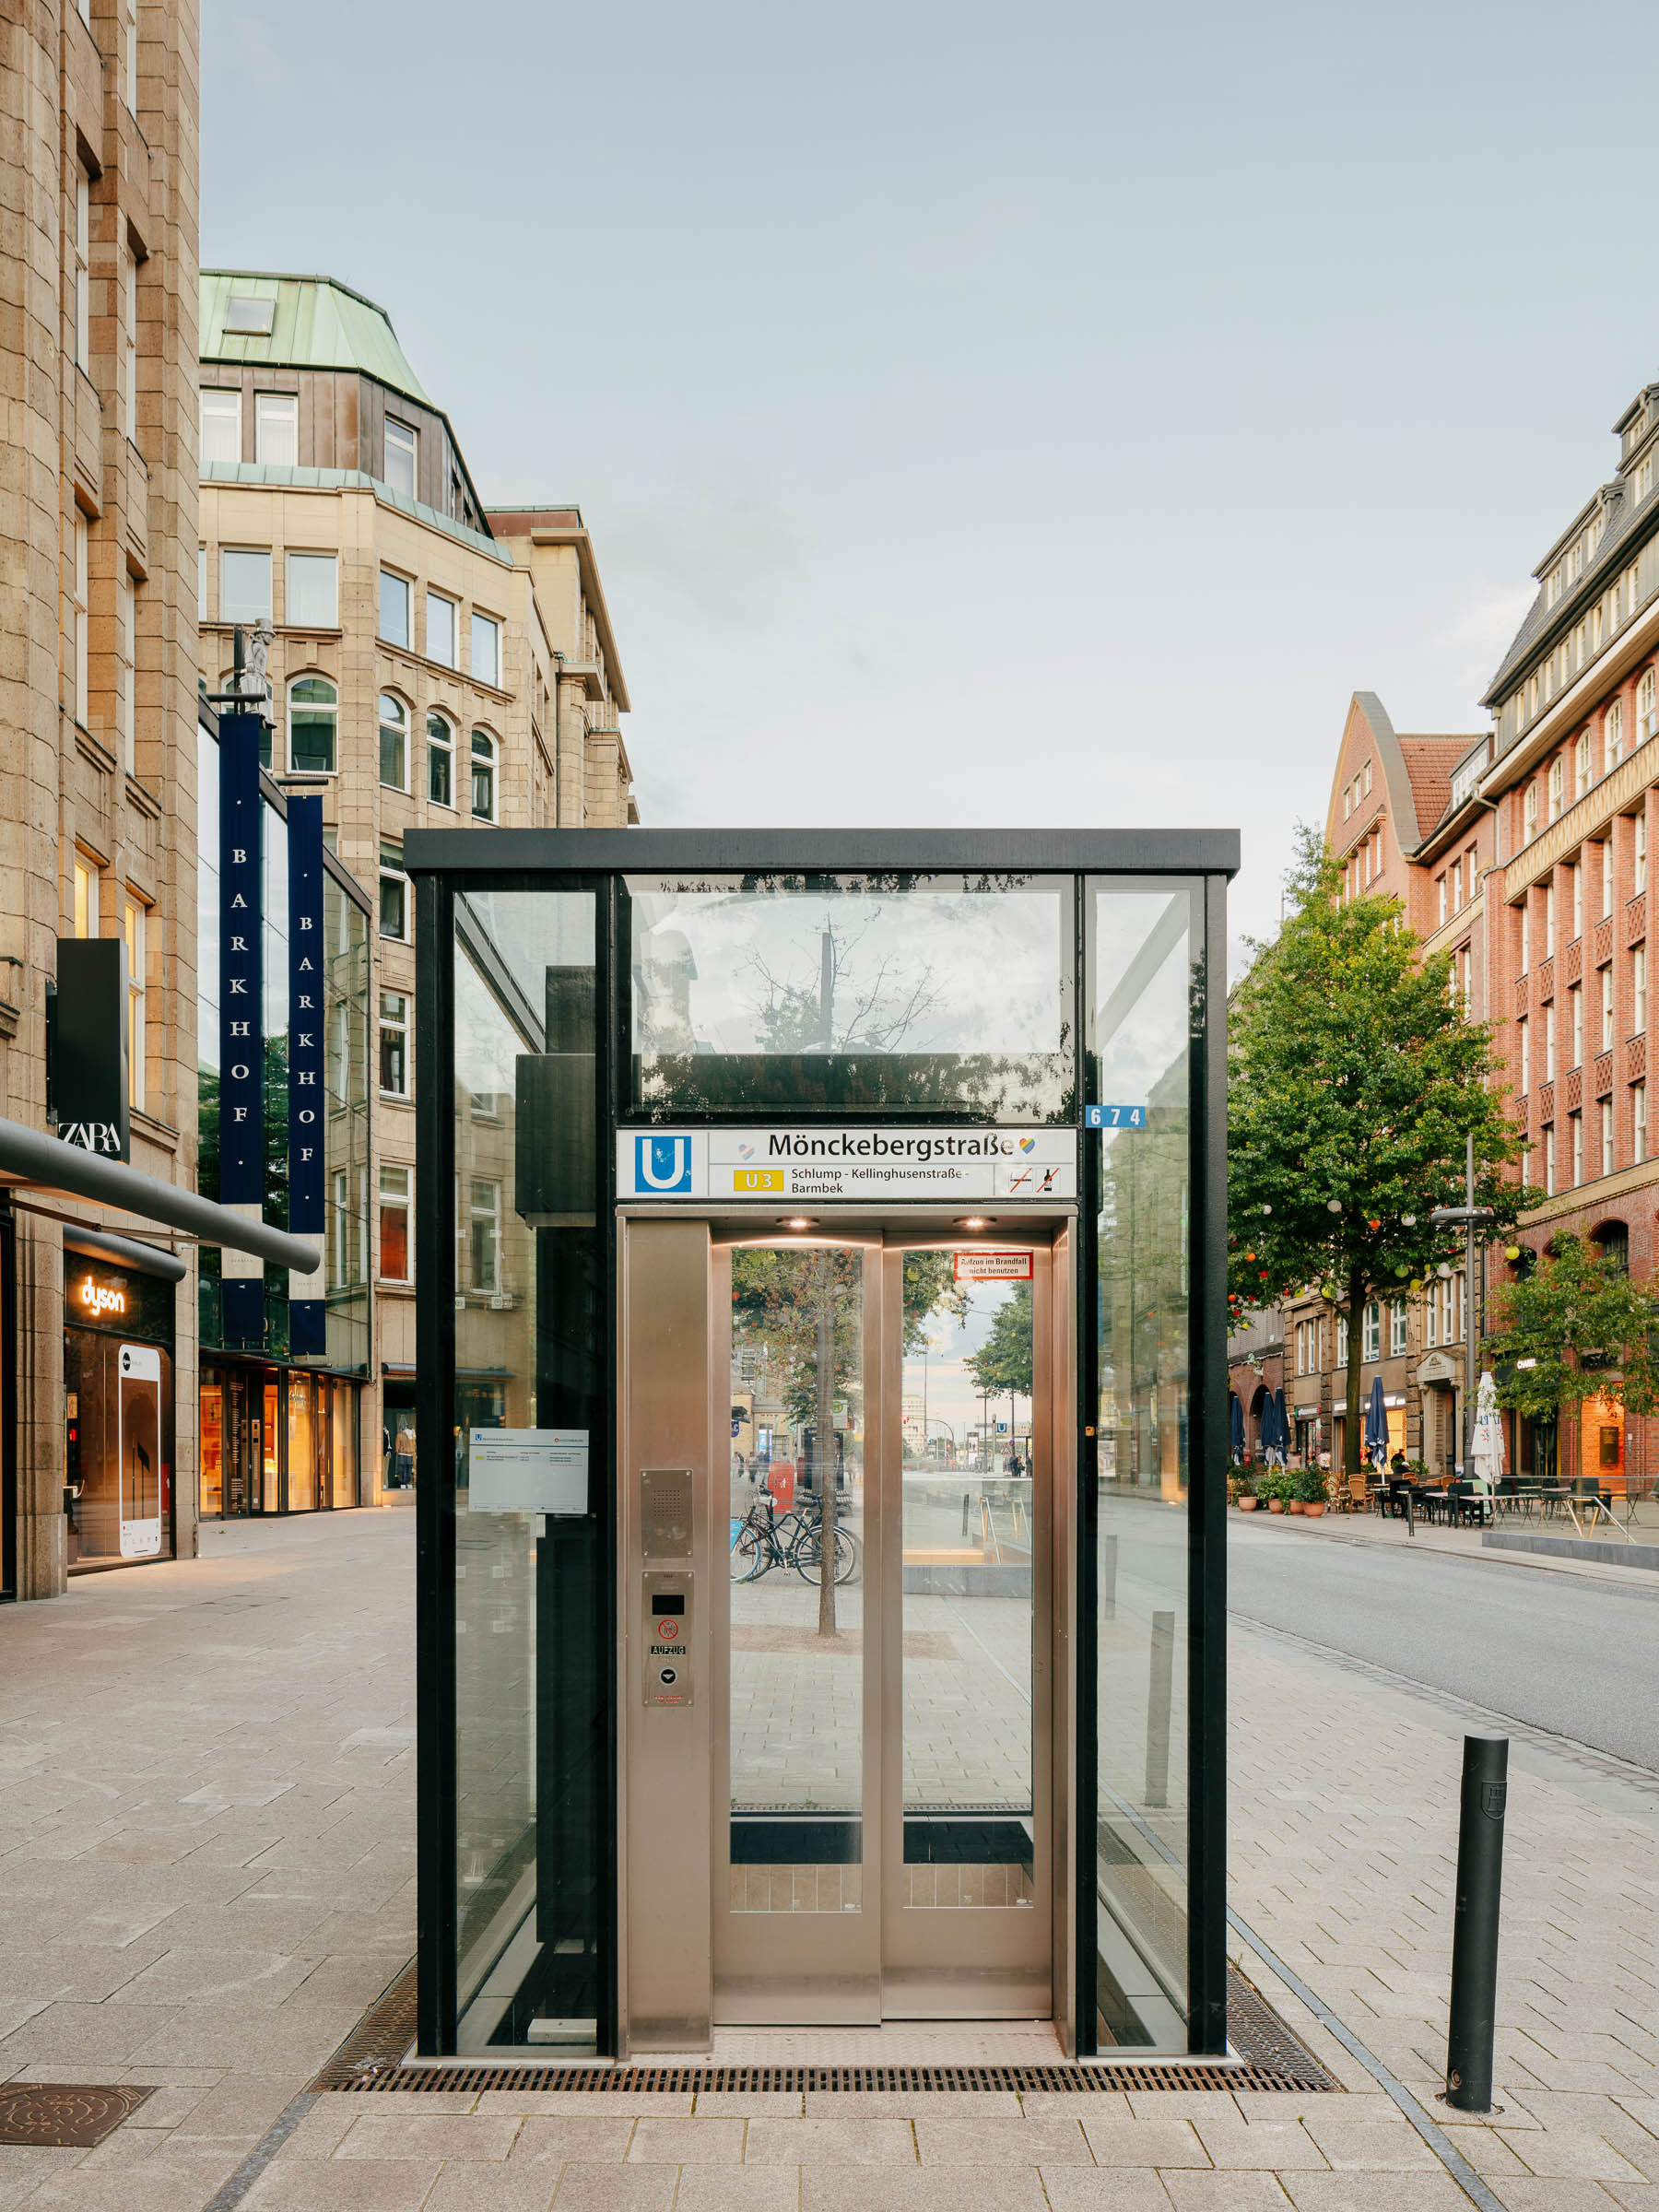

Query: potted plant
[1258,1469,1288,1513]
[1295,1465,1328,1518]
[1230,1466,1259,1510]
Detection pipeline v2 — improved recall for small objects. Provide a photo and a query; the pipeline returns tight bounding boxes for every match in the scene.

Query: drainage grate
[0,2084,155,2147]
[313,1959,1335,2096]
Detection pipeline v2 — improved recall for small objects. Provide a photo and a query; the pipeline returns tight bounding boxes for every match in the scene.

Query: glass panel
[262,1381,279,1511]
[900,1258,1035,1909]
[200,1379,223,1514]
[219,548,271,623]
[1091,883,1196,2049]
[625,875,1074,1119]
[453,889,604,2054]
[286,554,337,627]
[331,1382,359,1507]
[728,1246,865,1911]
[287,1372,317,1509]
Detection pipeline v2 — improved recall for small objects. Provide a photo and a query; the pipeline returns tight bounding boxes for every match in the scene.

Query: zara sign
[53,937,130,1162]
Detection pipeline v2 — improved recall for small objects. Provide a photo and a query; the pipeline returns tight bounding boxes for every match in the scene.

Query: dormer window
[1640,455,1655,503]
[224,295,275,335]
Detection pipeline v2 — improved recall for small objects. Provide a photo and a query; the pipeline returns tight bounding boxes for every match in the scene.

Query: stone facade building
[196,272,636,1495]
[0,0,201,1596]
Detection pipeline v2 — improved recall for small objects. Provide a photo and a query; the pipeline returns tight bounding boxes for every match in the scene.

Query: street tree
[1488,1234,1659,1487]
[1229,828,1532,1485]
[965,1283,1033,1467]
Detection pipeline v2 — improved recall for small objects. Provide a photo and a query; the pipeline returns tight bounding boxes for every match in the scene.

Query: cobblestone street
[1,1510,1656,2208]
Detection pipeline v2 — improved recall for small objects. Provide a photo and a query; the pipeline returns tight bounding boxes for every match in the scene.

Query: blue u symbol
[636,1135,692,1192]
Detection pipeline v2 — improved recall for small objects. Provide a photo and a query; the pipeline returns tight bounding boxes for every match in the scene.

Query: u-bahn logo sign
[618,1128,1077,1203]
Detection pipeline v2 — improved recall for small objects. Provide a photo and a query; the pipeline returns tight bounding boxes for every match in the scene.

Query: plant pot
[1267,1498,1285,1512]
[1238,1495,1258,1512]
[1304,1501,1325,1519]
[1288,1500,1305,1514]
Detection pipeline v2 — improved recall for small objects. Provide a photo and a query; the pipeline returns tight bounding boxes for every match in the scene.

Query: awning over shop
[0,1113,320,1274]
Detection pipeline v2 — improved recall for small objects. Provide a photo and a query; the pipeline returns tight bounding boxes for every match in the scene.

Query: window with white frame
[288,675,336,773]
[379,839,407,940]
[220,547,272,623]
[1548,758,1563,821]
[1606,698,1625,771]
[427,712,453,806]
[1571,1109,1583,1187]
[329,1168,352,1290]
[1425,1282,1439,1348]
[1636,1082,1648,1164]
[384,418,418,499]
[1601,1098,1614,1178]
[1544,1124,1557,1195]
[72,853,99,939]
[1390,1300,1407,1357]
[123,250,137,440]
[254,394,298,465]
[1545,883,1556,958]
[1635,945,1648,1032]
[73,168,89,371]
[1524,782,1539,841]
[123,0,136,107]
[425,592,456,667]
[378,569,410,649]
[71,512,88,725]
[1602,840,1614,919]
[1343,788,1351,821]
[1519,1016,1529,1095]
[1602,964,1614,1052]
[123,895,146,1112]
[1637,813,1649,894]
[1571,862,1583,941]
[469,1178,502,1293]
[1519,900,1530,972]
[200,388,241,465]
[471,611,500,687]
[1438,874,1447,926]
[327,999,348,1104]
[470,729,495,819]
[379,692,408,790]
[1576,728,1592,798]
[1362,1302,1381,1362]
[1335,1312,1349,1368]
[197,544,206,621]
[284,551,337,627]
[1546,1000,1557,1081]
[1642,668,1658,744]
[379,1165,413,1283]
[379,990,410,1097]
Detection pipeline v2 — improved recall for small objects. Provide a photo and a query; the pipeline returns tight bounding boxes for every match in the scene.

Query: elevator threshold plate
[312,1962,1336,2095]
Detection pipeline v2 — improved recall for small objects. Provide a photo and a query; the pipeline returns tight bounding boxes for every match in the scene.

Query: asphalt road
[1229,1519,1659,1772]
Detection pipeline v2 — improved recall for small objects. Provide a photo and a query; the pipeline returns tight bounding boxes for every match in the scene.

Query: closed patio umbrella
[1230,1393,1245,1465]
[1471,1370,1505,1491]
[1364,1376,1388,1470]
[1271,1387,1291,1466]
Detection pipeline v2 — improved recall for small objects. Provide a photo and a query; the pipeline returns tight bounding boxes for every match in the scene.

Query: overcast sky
[205,0,1659,951]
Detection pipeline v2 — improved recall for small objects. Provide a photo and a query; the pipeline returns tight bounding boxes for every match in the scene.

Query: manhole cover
[0,2084,154,2147]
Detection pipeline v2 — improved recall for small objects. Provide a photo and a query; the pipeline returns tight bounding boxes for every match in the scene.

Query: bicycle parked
[728,1494,861,1585]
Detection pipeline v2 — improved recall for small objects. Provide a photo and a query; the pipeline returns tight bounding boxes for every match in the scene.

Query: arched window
[471,729,495,820]
[379,692,408,791]
[1591,1219,1630,1275]
[427,712,453,807]
[288,675,336,774]
[1641,667,1658,745]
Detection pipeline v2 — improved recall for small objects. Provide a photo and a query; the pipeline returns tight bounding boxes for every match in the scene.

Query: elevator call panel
[643,1576,693,1706]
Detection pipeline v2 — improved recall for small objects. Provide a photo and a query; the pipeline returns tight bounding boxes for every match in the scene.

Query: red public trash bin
[766,1461,796,1512]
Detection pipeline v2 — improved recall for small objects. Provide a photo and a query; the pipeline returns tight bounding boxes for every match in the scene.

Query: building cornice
[1519,1155,1659,1230]
[1499,731,1659,900]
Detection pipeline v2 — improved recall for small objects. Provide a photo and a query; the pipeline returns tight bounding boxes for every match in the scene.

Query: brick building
[195,272,637,1502]
[0,0,202,1596]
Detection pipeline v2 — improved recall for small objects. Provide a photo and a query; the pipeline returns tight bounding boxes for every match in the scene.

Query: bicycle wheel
[794,1525,861,1586]
[728,1524,766,1583]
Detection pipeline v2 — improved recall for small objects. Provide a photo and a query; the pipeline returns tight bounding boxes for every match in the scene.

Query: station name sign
[618,1127,1077,1202]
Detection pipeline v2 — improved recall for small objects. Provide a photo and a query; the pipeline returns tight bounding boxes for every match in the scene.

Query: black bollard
[962,1491,971,1538]
[1445,1734,1509,2112]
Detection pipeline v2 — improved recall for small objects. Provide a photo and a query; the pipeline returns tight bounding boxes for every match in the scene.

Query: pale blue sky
[206,0,1659,944]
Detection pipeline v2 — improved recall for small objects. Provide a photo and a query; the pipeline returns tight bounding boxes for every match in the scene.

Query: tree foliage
[964,1283,1034,1400]
[1489,1235,1659,1483]
[1229,827,1533,1476]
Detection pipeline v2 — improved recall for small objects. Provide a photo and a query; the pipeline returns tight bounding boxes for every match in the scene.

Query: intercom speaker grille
[641,1467,694,1559]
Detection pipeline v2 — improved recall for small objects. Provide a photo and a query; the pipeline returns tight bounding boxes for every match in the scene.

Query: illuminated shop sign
[74,1276,126,1320]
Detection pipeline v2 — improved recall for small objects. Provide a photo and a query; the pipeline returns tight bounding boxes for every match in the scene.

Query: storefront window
[64,1259,175,1568]
[624,874,1075,1120]
[1090,882,1198,2049]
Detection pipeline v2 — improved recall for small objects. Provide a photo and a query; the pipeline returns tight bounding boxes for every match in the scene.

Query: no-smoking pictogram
[656,1618,680,1641]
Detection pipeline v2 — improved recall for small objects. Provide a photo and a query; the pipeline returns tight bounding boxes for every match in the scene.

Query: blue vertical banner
[287,795,326,1358]
[218,712,265,1340]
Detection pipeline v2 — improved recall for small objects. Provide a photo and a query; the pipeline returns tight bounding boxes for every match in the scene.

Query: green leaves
[1490,1236,1659,1439]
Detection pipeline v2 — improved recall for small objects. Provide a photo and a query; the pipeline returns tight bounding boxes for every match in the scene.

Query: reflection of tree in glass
[747,914,940,1054]
[966,1285,1034,1465]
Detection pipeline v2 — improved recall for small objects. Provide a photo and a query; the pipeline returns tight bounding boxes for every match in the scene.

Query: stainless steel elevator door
[709,1234,1052,2025]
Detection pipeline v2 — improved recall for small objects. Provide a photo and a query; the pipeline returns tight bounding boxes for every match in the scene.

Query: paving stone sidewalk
[2,1511,1657,2208]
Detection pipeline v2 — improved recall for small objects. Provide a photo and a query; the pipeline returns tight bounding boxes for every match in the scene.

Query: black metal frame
[0,1205,14,1599]
[407,828,1236,2060]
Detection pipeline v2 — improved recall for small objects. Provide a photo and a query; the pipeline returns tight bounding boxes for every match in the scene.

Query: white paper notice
[468,1429,589,1516]
[953,1249,1034,1282]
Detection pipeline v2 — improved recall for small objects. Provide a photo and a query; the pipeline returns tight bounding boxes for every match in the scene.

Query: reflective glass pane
[625,875,1074,1119]
[453,890,604,2054]
[1091,884,1196,2049]
[900,1258,1035,1908]
[728,1246,865,1911]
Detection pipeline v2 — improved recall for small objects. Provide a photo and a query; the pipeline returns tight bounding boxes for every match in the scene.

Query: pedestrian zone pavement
[0,1509,1655,2208]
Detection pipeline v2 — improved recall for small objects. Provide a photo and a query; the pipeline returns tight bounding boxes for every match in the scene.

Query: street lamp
[1430,1134,1497,1476]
